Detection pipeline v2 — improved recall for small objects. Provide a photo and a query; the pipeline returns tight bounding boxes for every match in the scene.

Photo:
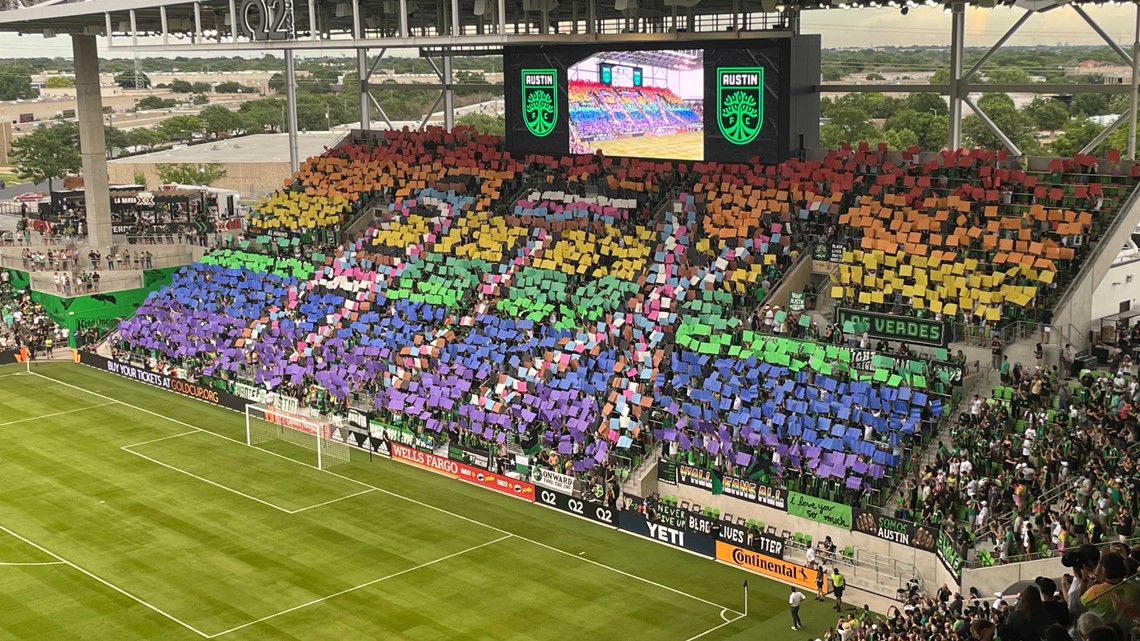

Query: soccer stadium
[569,50,705,160]
[2,0,1140,640]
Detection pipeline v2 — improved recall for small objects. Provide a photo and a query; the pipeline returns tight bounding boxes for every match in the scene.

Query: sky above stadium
[0,4,1134,57]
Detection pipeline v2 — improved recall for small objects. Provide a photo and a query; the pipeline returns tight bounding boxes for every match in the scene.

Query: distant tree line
[821,89,1134,155]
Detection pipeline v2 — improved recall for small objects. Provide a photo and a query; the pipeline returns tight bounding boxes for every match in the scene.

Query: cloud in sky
[0,3,1135,58]
[802,4,1137,48]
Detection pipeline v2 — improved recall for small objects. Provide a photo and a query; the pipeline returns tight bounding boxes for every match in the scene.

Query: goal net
[245,403,350,470]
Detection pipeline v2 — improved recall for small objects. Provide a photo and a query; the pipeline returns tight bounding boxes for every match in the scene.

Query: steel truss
[831,3,1140,158]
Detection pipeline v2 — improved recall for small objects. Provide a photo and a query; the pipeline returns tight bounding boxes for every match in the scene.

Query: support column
[352,0,369,133]
[72,35,111,251]
[947,4,965,150]
[284,49,300,174]
[357,49,370,131]
[1130,5,1139,160]
[443,56,455,132]
[965,96,1021,157]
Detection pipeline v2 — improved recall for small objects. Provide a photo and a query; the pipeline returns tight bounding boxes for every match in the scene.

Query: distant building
[1103,72,1130,85]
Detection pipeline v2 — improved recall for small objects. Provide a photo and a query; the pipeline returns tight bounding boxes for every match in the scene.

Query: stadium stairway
[622,441,664,498]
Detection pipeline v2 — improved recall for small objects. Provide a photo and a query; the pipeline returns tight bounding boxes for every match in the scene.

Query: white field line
[0,402,116,426]
[206,534,513,638]
[0,524,212,638]
[684,613,747,641]
[287,488,376,513]
[34,372,747,621]
[0,561,66,566]
[121,430,200,449]
[120,445,296,514]
[123,434,375,514]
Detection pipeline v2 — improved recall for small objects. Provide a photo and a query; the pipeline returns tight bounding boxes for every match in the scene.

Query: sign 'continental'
[837,307,947,348]
[715,541,826,592]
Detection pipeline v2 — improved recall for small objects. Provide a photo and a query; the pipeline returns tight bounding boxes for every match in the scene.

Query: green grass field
[587,131,704,161]
[0,362,842,641]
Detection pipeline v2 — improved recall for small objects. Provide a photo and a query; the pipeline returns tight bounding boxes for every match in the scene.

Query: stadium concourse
[27,125,1131,639]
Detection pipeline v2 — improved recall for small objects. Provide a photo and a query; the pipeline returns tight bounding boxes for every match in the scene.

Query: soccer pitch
[0,362,835,641]
[588,131,704,161]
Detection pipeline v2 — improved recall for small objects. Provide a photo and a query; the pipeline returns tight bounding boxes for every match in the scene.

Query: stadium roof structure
[0,0,1132,149]
[0,0,1126,51]
[596,50,703,72]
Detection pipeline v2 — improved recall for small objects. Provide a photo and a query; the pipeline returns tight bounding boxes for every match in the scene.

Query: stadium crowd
[0,270,63,357]
[813,540,1139,641]
[891,329,1140,564]
[103,129,1140,608]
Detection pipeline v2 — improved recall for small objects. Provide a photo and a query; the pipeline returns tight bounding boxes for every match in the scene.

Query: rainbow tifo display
[115,126,1137,503]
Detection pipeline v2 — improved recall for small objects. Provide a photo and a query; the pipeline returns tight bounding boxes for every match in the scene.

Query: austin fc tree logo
[521,69,557,138]
[717,67,764,145]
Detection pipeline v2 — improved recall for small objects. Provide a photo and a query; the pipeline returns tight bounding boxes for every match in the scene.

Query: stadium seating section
[115,128,1138,515]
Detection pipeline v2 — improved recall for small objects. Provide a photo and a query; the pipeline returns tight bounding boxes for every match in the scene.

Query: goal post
[244,403,350,470]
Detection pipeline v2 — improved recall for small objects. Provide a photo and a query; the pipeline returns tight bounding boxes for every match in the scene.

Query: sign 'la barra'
[838,307,948,348]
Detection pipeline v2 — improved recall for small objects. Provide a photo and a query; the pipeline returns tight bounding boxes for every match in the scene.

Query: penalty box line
[206,534,513,638]
[120,431,375,514]
[0,402,117,427]
[35,371,746,624]
[0,523,213,639]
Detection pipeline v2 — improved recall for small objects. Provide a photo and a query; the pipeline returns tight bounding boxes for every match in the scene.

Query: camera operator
[1060,543,1100,620]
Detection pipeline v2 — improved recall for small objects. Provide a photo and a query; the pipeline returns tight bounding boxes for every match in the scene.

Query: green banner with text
[787,491,853,530]
[837,307,947,348]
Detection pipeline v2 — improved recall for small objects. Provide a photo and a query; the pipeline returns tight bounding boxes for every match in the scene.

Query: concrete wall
[658,476,956,596]
[109,161,289,199]
[40,86,126,100]
[765,252,813,309]
[1053,188,1140,350]
[961,556,1065,600]
[0,243,205,265]
[1092,258,1140,323]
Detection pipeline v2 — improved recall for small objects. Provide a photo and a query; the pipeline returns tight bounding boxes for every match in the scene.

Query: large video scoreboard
[505,36,820,164]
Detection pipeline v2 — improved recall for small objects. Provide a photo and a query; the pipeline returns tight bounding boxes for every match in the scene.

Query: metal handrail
[1050,182,1140,346]
[0,234,84,247]
[966,531,1140,569]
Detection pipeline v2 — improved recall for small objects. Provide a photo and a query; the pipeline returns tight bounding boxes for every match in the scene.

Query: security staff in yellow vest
[831,568,846,611]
